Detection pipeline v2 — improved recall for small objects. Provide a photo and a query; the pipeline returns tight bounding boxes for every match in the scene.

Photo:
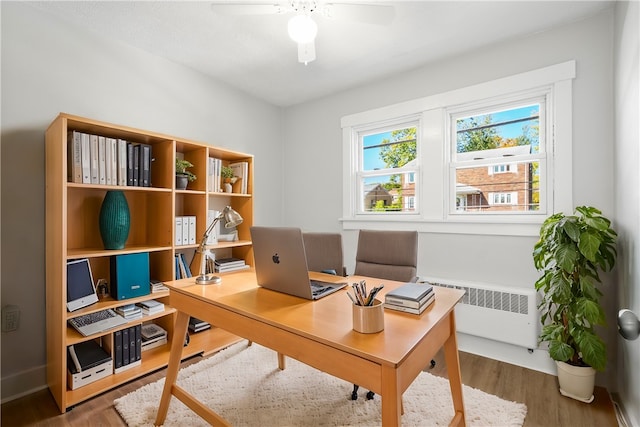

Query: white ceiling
[30,1,613,107]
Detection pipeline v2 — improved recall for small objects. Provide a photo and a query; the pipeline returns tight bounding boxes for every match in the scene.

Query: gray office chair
[354,229,419,283]
[351,229,429,400]
[302,232,347,277]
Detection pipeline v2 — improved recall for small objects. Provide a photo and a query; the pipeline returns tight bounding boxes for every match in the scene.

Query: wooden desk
[155,271,466,426]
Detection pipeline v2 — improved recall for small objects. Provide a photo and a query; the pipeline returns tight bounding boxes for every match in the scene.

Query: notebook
[250,226,347,300]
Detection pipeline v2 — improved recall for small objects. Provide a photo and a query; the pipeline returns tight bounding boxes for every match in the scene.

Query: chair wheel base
[351,384,375,400]
[351,384,359,400]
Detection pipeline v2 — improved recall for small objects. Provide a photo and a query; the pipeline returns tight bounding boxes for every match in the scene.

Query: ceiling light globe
[288,15,317,44]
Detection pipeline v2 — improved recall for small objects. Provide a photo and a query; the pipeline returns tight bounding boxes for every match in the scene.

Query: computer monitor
[67,258,98,312]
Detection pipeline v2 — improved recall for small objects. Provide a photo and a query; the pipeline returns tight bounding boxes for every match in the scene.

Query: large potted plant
[533,206,617,403]
[175,159,196,190]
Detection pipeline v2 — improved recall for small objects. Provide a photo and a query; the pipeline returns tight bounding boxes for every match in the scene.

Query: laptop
[66,258,128,336]
[250,226,347,300]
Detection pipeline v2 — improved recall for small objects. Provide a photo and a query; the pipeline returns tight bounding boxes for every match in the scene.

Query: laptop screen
[67,258,98,311]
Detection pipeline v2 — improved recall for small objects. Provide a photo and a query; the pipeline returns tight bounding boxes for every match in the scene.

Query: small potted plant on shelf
[533,205,617,403]
[221,165,236,193]
[176,159,196,190]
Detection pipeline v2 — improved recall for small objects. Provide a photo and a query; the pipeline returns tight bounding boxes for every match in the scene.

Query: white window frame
[447,92,548,216]
[341,61,574,236]
[353,117,421,216]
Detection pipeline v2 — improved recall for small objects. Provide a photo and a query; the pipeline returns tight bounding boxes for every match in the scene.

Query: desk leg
[443,313,466,427]
[381,365,402,427]
[155,311,189,426]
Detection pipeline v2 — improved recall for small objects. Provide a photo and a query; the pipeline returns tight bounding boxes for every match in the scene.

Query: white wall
[282,9,618,382]
[614,2,640,426]
[0,2,282,401]
[2,3,636,422]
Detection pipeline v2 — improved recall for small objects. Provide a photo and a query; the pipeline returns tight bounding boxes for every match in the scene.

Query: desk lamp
[195,206,243,285]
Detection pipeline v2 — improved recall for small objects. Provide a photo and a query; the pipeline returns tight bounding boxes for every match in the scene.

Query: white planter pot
[555,361,596,403]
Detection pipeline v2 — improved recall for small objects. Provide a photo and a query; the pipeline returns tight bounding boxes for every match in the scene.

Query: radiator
[425,278,540,350]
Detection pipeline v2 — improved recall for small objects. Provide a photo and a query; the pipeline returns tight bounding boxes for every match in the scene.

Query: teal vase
[99,190,130,250]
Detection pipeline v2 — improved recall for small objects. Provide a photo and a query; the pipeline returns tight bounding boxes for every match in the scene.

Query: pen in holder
[352,298,384,333]
[347,280,385,333]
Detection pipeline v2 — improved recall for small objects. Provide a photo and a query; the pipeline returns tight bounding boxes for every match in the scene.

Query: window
[489,164,516,175]
[450,99,545,214]
[489,192,518,206]
[341,61,574,236]
[356,120,419,214]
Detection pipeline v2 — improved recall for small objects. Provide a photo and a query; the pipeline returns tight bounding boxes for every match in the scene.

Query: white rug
[115,342,527,426]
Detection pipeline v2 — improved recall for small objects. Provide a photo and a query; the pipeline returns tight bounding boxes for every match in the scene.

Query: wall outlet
[2,305,20,332]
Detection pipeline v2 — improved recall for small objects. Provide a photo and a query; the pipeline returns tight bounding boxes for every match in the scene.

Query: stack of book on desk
[384,283,434,315]
[116,304,142,320]
[136,299,165,316]
[214,257,249,273]
[188,317,211,333]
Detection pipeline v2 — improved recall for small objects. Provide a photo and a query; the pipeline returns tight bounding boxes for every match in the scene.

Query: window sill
[340,216,542,237]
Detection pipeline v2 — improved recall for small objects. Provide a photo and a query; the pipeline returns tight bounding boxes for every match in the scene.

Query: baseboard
[457,333,556,375]
[610,392,636,427]
[1,364,47,404]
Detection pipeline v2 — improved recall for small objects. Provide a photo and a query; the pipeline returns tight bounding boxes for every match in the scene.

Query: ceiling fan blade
[210,2,290,16]
[322,3,395,25]
[297,41,316,64]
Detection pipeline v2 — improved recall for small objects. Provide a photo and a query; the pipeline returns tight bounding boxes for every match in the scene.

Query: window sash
[355,119,420,215]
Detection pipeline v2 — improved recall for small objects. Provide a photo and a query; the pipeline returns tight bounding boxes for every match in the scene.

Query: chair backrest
[302,232,346,277]
[354,230,418,282]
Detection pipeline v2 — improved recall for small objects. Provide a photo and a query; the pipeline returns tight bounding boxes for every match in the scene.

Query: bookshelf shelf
[45,113,253,412]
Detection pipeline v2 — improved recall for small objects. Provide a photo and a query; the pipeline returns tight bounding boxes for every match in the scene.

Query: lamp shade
[287,14,317,44]
[222,206,243,228]
[195,205,244,285]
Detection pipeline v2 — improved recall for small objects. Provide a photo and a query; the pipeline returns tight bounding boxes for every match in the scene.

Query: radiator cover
[423,278,539,350]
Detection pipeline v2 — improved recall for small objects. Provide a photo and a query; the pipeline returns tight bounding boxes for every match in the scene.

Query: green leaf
[576,330,606,371]
[579,276,597,300]
[584,216,610,231]
[578,231,601,262]
[577,298,605,326]
[556,243,578,273]
[549,270,571,303]
[562,218,581,242]
[548,340,574,362]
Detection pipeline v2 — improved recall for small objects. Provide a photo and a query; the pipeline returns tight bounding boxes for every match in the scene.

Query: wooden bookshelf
[45,113,253,412]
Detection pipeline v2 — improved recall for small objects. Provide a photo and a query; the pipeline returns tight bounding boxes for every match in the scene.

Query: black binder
[135,324,142,362]
[114,329,123,369]
[126,143,135,186]
[122,328,130,365]
[140,144,152,187]
[129,326,136,364]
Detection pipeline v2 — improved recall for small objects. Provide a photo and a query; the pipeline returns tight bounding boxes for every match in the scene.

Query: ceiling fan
[210,1,395,65]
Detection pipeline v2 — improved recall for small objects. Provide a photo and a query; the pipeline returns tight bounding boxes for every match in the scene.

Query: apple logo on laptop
[272,253,280,264]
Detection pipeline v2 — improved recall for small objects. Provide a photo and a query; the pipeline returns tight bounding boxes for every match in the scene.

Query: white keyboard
[68,309,128,336]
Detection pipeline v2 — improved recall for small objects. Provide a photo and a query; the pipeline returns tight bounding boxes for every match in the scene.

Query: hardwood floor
[2,346,618,426]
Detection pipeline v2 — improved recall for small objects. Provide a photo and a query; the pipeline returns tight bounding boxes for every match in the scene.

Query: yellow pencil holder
[352,299,384,333]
